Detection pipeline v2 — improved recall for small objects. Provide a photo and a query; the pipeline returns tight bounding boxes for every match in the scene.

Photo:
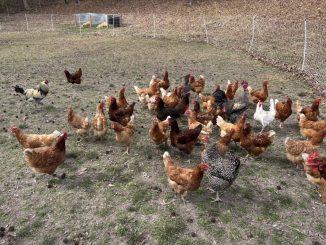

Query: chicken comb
[307,152,318,163]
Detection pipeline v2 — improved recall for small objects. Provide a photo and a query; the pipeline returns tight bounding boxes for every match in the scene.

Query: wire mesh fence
[0,13,325,88]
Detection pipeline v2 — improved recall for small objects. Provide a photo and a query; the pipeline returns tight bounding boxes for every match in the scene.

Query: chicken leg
[211,191,222,202]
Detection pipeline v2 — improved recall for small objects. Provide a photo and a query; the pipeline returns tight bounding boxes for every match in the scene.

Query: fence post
[153,14,156,38]
[79,14,81,34]
[51,14,54,31]
[249,16,256,52]
[25,14,29,31]
[302,20,308,71]
[203,16,208,43]
[112,15,115,36]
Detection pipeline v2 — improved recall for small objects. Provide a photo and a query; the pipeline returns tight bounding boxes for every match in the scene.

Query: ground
[0,30,325,244]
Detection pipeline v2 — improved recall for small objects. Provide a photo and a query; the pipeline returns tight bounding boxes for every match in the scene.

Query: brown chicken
[23,132,67,175]
[155,70,170,90]
[67,107,91,136]
[284,134,324,167]
[192,101,216,125]
[108,96,136,126]
[107,87,129,109]
[189,75,205,94]
[92,101,108,139]
[240,123,275,156]
[64,68,82,84]
[149,116,170,145]
[216,129,235,156]
[169,117,203,154]
[160,87,180,108]
[299,114,326,138]
[163,151,208,201]
[275,96,293,128]
[199,93,215,110]
[215,112,247,142]
[302,152,326,204]
[111,115,135,154]
[248,80,269,103]
[134,79,160,98]
[185,109,213,143]
[298,98,323,121]
[225,80,239,100]
[11,126,61,149]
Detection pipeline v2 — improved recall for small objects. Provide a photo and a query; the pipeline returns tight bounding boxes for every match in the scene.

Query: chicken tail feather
[14,85,25,94]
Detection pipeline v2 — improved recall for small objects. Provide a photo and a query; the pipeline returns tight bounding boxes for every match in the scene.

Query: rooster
[254,99,276,133]
[64,68,82,84]
[201,136,241,202]
[163,151,208,202]
[14,80,49,104]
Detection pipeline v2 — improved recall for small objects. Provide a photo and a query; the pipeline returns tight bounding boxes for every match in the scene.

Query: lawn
[0,30,325,244]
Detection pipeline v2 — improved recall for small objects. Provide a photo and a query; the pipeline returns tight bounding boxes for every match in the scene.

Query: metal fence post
[203,16,208,43]
[302,20,308,71]
[51,14,54,31]
[25,14,29,31]
[249,16,256,52]
[112,15,115,36]
[153,14,156,38]
[79,14,81,34]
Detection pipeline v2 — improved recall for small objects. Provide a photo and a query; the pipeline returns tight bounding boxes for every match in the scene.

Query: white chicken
[254,98,276,133]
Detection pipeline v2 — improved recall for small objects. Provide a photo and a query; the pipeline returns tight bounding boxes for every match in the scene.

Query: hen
[275,96,292,128]
[155,97,181,121]
[227,80,249,123]
[201,137,241,202]
[149,116,171,145]
[67,107,91,136]
[216,129,235,157]
[163,151,208,202]
[14,80,49,104]
[11,127,61,149]
[302,152,326,204]
[111,115,135,154]
[160,87,180,108]
[116,87,129,109]
[284,132,324,167]
[108,96,136,126]
[215,112,247,142]
[92,101,108,140]
[248,80,269,103]
[146,91,161,113]
[299,114,326,138]
[64,68,82,84]
[169,118,202,154]
[225,80,238,100]
[134,78,160,98]
[185,109,213,143]
[155,70,170,90]
[239,123,275,156]
[297,98,323,121]
[189,74,205,94]
[23,132,67,175]
[253,99,276,133]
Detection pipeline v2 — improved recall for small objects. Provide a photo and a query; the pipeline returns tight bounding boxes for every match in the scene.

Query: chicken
[163,151,208,202]
[253,99,276,133]
[275,96,292,128]
[155,97,181,121]
[215,112,247,142]
[92,101,108,139]
[169,117,202,154]
[96,22,108,28]
[198,93,215,110]
[14,80,49,104]
[116,86,129,108]
[149,116,171,145]
[299,114,326,138]
[189,75,205,94]
[11,127,61,149]
[302,152,326,204]
[297,98,323,121]
[146,91,161,113]
[160,87,180,108]
[134,79,160,98]
[64,68,82,84]
[111,115,135,154]
[227,80,249,123]
[225,80,238,100]
[156,70,170,90]
[108,96,136,126]
[212,85,228,109]
[185,109,213,143]
[174,93,190,115]
[67,107,91,136]
[216,129,235,156]
[192,100,217,125]
[248,80,269,103]
[284,135,323,167]
[23,132,67,175]
[201,136,241,202]
[239,123,275,156]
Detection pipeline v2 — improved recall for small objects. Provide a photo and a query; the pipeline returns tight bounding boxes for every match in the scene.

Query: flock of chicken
[11,68,326,204]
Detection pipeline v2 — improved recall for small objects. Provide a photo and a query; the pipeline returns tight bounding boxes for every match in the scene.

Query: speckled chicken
[201,137,241,202]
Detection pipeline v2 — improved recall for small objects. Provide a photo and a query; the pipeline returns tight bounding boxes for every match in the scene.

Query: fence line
[0,13,325,88]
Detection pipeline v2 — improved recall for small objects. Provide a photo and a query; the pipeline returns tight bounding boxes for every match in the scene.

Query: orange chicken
[111,115,135,154]
[67,107,91,136]
[248,80,269,103]
[149,117,170,145]
[92,101,108,139]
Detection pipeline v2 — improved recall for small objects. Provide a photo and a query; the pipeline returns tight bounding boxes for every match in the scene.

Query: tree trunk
[22,0,31,10]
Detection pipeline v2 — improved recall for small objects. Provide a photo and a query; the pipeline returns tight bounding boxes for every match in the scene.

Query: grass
[0,31,325,244]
